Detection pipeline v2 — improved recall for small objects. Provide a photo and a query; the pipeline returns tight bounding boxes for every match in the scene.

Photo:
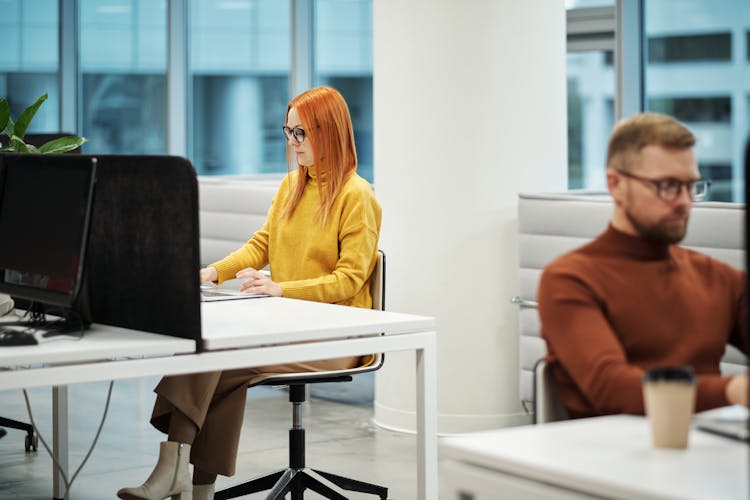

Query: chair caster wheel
[24,433,38,452]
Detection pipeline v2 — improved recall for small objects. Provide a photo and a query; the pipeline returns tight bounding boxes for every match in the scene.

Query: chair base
[0,416,37,451]
[215,467,388,500]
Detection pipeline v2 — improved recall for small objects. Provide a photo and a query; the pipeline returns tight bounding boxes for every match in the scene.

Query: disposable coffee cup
[642,366,696,449]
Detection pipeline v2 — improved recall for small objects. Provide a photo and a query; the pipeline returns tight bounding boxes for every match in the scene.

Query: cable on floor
[22,381,115,500]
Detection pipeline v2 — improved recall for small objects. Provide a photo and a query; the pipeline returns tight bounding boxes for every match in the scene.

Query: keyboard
[0,327,39,346]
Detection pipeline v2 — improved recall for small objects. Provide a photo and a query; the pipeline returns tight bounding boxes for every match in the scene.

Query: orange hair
[281,86,358,224]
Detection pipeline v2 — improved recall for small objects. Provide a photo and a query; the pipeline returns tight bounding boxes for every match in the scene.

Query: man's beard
[624,207,689,244]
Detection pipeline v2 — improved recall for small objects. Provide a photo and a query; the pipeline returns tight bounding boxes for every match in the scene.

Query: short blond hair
[606,113,695,172]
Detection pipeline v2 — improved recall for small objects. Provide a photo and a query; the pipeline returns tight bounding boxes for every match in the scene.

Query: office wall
[373,0,567,433]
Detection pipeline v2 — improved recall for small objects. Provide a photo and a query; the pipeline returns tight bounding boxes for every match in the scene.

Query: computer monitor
[0,154,97,325]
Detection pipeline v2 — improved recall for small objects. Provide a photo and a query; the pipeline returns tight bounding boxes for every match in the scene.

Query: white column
[212,77,262,173]
[373,0,567,433]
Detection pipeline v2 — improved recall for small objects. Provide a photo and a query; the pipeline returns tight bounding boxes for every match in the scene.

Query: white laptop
[200,285,268,302]
[693,405,749,442]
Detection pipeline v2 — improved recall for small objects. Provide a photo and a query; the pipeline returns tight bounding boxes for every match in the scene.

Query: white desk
[0,297,437,500]
[440,415,748,500]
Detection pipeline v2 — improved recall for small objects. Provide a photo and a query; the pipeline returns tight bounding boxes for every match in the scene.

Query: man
[538,113,748,418]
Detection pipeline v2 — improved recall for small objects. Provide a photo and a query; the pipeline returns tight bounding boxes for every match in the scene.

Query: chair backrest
[197,177,280,267]
[370,250,386,312]
[259,249,386,385]
[532,359,569,424]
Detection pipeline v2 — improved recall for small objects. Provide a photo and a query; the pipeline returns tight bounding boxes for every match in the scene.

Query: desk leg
[52,386,69,500]
[416,332,437,500]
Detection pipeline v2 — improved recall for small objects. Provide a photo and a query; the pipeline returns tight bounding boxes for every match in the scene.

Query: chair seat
[259,374,352,386]
[256,352,382,387]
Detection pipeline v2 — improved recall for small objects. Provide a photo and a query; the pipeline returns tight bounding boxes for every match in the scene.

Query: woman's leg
[167,407,198,445]
[188,356,361,478]
[119,356,361,499]
[118,371,223,500]
[193,468,218,486]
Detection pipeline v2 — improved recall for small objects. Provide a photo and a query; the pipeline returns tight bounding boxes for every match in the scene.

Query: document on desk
[693,405,749,442]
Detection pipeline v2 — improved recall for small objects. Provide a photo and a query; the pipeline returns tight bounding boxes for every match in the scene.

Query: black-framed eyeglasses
[282,126,306,143]
[616,169,711,202]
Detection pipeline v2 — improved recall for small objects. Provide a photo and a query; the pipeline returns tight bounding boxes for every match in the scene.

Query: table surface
[200,296,435,349]
[0,319,195,366]
[1,297,438,500]
[441,414,749,500]
[0,297,435,366]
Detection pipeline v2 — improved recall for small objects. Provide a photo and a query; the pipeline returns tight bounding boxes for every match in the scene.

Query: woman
[118,86,381,500]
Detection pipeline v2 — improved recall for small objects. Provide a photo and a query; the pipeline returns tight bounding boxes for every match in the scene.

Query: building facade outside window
[3,0,746,198]
[566,0,749,201]
[643,0,749,202]
[565,0,616,191]
[314,0,373,182]
[566,51,615,190]
[190,0,290,175]
[79,0,168,155]
[0,0,60,134]
[0,0,373,182]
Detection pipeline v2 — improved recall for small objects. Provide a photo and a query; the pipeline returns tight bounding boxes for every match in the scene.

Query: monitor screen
[0,154,97,308]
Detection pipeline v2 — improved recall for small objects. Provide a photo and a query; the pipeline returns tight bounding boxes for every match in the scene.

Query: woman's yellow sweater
[210,167,381,308]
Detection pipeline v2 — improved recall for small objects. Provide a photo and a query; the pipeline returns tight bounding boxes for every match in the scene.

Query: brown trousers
[150,355,360,477]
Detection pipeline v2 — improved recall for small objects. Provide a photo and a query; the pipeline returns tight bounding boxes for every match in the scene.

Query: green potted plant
[0,93,86,153]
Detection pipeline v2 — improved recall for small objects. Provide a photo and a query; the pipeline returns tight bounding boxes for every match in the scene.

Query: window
[699,163,733,202]
[314,0,373,182]
[648,33,732,63]
[647,97,731,123]
[190,0,291,175]
[2,0,374,180]
[643,0,749,202]
[567,53,615,190]
[79,0,168,154]
[565,3,615,190]
[0,0,59,133]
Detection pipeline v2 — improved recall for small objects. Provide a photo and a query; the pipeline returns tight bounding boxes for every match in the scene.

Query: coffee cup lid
[642,365,696,383]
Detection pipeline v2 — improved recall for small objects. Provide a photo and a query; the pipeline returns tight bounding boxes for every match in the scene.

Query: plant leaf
[26,144,39,153]
[10,135,29,153]
[3,114,13,138]
[38,136,88,154]
[13,93,48,139]
[0,98,9,134]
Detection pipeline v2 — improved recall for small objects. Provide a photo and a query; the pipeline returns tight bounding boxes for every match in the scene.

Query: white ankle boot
[192,483,214,500]
[118,441,192,500]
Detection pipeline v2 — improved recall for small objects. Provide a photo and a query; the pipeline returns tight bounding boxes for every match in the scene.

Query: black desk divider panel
[83,155,203,352]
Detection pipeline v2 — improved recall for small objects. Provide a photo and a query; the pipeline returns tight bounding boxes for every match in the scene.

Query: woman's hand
[200,266,218,284]
[726,374,749,407]
[236,268,283,297]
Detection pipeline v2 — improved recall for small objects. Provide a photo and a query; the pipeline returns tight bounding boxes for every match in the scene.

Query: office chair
[215,250,388,500]
[0,133,75,452]
[532,358,569,424]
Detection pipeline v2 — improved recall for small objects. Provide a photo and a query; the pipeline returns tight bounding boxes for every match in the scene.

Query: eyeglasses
[282,126,306,143]
[616,169,711,202]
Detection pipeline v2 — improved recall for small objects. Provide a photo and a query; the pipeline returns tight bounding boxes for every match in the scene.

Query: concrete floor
[0,373,436,499]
